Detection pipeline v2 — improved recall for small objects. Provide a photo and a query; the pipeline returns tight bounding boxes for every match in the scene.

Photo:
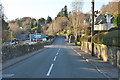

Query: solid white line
[46,64,54,76]
[53,56,57,61]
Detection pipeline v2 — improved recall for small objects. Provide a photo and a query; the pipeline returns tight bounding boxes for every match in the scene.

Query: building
[94,13,114,31]
[90,11,114,31]
[15,33,47,42]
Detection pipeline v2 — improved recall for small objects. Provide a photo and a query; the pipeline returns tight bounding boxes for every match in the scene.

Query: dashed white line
[46,64,54,76]
[56,53,59,55]
[53,56,57,61]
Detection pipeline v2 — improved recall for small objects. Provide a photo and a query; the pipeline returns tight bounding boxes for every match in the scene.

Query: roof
[94,14,114,25]
[111,17,114,23]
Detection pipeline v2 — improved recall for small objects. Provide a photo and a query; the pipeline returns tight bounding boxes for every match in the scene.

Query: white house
[91,11,114,31]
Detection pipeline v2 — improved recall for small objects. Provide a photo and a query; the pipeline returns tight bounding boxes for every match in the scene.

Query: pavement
[1,36,119,79]
[67,43,119,79]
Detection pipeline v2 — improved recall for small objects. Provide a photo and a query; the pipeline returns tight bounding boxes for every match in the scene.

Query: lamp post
[91,0,94,56]
[10,30,12,45]
[30,33,31,42]
[35,30,37,42]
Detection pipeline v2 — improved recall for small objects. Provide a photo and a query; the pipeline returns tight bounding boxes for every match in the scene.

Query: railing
[94,23,113,30]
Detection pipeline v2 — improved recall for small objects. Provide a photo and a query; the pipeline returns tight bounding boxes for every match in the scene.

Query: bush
[108,27,120,32]
[77,42,81,46]
[92,30,120,46]
[2,39,55,62]
[113,14,120,28]
[80,35,91,42]
[85,27,91,35]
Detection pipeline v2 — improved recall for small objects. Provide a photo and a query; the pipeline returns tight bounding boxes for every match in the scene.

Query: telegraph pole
[36,30,37,42]
[10,30,12,45]
[91,0,94,56]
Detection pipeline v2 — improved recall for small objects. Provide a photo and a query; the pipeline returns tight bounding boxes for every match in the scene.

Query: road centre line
[58,48,60,53]
[53,56,57,61]
[46,47,61,76]
[56,53,59,55]
[46,64,54,76]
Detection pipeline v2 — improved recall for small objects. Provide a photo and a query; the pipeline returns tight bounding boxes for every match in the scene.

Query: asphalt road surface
[3,36,109,78]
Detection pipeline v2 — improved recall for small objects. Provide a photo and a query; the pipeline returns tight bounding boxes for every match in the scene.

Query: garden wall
[2,39,55,62]
[81,41,120,68]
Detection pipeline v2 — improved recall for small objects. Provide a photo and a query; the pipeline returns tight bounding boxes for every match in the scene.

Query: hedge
[2,39,55,62]
[92,30,120,47]
[80,35,91,42]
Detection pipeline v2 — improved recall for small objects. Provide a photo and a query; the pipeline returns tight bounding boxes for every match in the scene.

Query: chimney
[106,14,111,23]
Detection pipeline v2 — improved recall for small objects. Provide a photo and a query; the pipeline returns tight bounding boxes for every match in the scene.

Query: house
[90,11,114,31]
[40,24,46,27]
[15,34,29,41]
[30,33,47,41]
[15,33,48,42]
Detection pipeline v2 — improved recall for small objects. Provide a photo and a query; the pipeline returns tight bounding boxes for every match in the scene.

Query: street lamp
[91,0,94,56]
[10,30,12,45]
[35,30,37,42]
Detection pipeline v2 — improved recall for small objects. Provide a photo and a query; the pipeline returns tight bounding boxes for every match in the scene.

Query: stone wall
[2,39,55,62]
[81,41,120,68]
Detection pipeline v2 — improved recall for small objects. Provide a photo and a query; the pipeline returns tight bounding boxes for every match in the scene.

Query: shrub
[108,27,120,32]
[92,30,120,47]
[80,35,91,42]
[113,14,120,28]
[85,27,91,35]
[77,42,81,46]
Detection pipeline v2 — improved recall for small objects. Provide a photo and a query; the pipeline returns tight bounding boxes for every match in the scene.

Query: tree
[71,0,83,41]
[30,20,34,28]
[39,18,45,24]
[101,1,120,17]
[63,5,68,18]
[46,16,52,24]
[37,20,40,28]
[113,14,120,28]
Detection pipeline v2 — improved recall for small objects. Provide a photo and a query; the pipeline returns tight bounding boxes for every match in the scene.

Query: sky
[1,0,113,21]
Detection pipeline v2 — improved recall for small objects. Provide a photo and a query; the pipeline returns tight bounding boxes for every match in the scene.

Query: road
[3,36,109,78]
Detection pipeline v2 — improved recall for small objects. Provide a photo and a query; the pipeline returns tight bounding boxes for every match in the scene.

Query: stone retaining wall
[81,41,120,68]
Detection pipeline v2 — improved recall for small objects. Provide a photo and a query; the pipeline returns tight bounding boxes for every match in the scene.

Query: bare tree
[71,0,83,41]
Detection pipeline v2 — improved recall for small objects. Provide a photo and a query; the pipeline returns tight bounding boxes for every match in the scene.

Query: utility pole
[30,33,31,42]
[91,0,94,56]
[10,30,12,45]
[36,30,37,42]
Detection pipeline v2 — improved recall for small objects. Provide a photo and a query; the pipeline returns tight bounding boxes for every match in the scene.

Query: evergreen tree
[39,18,45,24]
[30,21,34,28]
[37,20,40,27]
[64,5,68,18]
[46,16,52,24]
[56,5,68,19]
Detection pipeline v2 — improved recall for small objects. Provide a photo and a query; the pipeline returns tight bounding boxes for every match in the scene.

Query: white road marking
[53,56,57,61]
[2,74,14,78]
[56,53,59,55]
[46,64,54,76]
[58,48,60,53]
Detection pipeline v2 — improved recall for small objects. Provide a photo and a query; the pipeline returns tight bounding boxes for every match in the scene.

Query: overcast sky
[1,0,113,21]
